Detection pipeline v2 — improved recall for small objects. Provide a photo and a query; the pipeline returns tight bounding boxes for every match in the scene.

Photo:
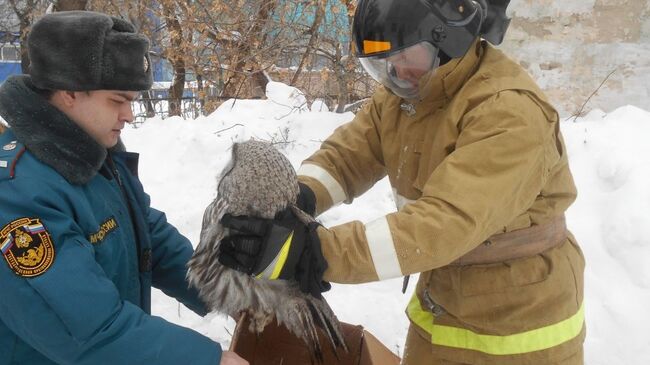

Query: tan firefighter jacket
[298,40,585,364]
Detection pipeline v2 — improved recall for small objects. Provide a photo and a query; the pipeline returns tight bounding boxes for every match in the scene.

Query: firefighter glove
[296,182,317,216]
[218,208,331,297]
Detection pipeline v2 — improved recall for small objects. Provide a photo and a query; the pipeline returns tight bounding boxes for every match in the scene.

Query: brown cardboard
[359,330,400,365]
[230,316,400,365]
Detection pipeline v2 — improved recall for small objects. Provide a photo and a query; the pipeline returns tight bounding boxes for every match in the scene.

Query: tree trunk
[290,0,325,86]
[168,60,185,117]
[53,0,88,11]
[221,0,277,98]
[196,74,205,116]
[162,2,185,117]
[141,90,156,118]
[18,18,30,74]
[335,6,358,113]
[333,45,349,113]
[8,0,39,74]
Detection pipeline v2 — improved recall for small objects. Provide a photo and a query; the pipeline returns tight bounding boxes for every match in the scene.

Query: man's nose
[394,65,417,82]
[120,104,134,124]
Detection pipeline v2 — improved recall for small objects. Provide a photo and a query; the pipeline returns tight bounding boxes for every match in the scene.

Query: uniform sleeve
[297,92,387,215]
[0,178,221,365]
[146,201,209,316]
[319,91,555,283]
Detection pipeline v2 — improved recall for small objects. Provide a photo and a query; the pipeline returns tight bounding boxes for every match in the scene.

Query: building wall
[499,0,650,115]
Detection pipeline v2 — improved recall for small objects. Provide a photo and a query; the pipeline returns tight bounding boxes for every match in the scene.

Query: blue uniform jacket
[0,130,221,364]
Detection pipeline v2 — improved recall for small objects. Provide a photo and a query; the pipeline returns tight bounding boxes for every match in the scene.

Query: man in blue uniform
[0,11,246,365]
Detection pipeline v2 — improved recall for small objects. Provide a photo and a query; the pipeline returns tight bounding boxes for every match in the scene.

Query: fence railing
[131,94,264,124]
[132,96,203,124]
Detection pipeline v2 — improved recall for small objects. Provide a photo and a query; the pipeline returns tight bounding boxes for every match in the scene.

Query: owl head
[217,140,300,219]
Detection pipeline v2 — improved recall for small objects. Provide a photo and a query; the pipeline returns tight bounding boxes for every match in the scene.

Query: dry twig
[571,68,618,122]
[213,123,244,134]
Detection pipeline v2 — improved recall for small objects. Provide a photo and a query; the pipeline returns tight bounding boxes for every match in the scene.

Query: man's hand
[219,351,248,365]
[218,208,330,297]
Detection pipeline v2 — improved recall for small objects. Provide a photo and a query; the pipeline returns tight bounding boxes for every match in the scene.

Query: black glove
[296,182,317,216]
[218,208,330,297]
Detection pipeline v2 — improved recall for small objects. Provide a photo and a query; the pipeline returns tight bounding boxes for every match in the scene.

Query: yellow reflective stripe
[255,231,294,280]
[407,293,585,355]
[269,232,293,279]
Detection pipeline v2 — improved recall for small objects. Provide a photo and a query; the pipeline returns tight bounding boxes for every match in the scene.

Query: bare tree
[290,0,325,86]
[6,0,46,73]
[84,0,376,118]
[220,0,278,98]
[0,0,88,74]
[160,0,189,116]
[279,0,375,112]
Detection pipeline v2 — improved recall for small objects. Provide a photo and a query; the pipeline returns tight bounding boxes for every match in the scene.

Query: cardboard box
[230,316,401,365]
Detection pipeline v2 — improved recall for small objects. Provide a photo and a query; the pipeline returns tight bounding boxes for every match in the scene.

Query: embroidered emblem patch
[89,217,118,244]
[1,218,55,277]
[143,56,149,73]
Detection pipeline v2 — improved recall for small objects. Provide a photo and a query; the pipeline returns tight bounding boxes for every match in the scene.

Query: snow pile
[311,98,330,112]
[122,92,650,364]
[561,106,650,364]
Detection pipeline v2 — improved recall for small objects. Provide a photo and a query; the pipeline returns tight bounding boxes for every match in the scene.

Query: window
[1,44,20,62]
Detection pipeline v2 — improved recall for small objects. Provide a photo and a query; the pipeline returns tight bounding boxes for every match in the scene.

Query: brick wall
[499,0,650,115]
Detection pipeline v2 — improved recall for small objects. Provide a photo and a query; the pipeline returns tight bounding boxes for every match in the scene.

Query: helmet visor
[359,41,440,100]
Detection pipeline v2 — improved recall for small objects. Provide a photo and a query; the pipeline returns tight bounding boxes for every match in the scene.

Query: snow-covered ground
[121,82,650,364]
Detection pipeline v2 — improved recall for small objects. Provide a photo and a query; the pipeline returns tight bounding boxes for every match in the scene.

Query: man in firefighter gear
[218,0,585,364]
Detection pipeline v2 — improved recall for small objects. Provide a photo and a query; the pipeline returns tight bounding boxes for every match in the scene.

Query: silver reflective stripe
[392,188,415,210]
[298,163,347,206]
[364,216,402,280]
[256,253,281,280]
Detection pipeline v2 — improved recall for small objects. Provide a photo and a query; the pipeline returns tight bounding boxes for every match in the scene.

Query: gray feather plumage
[187,139,346,360]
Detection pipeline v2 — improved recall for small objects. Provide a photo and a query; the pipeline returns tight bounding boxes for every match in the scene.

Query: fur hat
[27,11,153,91]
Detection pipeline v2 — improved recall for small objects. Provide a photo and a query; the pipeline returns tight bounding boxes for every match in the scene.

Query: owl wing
[186,196,229,302]
[188,151,236,288]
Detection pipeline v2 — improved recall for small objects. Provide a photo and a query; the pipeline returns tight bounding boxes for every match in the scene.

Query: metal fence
[132,96,203,124]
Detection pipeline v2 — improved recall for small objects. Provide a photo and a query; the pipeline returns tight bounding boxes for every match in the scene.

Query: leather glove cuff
[297,182,317,216]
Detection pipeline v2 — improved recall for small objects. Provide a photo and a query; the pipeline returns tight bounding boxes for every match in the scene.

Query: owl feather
[187,140,347,362]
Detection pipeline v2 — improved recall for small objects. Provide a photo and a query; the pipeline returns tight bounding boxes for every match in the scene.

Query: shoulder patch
[1,217,55,277]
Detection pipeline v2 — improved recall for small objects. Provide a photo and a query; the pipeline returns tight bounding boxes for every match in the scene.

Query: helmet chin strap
[438,50,452,67]
[478,0,512,45]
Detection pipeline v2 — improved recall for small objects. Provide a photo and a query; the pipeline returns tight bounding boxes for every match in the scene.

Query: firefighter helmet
[352,0,510,100]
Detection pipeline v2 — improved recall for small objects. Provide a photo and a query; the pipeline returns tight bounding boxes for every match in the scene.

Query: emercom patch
[1,217,55,277]
[89,217,118,244]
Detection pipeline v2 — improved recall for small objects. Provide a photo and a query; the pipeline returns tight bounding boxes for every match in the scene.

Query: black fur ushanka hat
[27,11,153,91]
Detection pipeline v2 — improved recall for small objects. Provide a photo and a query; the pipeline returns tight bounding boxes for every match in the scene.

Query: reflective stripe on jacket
[298,40,585,364]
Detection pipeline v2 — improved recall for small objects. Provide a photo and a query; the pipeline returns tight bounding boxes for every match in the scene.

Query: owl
[187,139,346,362]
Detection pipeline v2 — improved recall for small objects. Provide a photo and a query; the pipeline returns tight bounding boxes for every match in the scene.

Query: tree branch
[571,68,617,122]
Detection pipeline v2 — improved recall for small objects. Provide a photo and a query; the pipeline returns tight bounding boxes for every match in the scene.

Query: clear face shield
[359,41,440,101]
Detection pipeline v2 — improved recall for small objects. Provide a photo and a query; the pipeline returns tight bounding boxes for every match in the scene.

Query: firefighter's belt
[451,216,567,266]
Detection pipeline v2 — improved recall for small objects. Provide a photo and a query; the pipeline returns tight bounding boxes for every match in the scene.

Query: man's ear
[60,91,78,106]
[50,90,78,109]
